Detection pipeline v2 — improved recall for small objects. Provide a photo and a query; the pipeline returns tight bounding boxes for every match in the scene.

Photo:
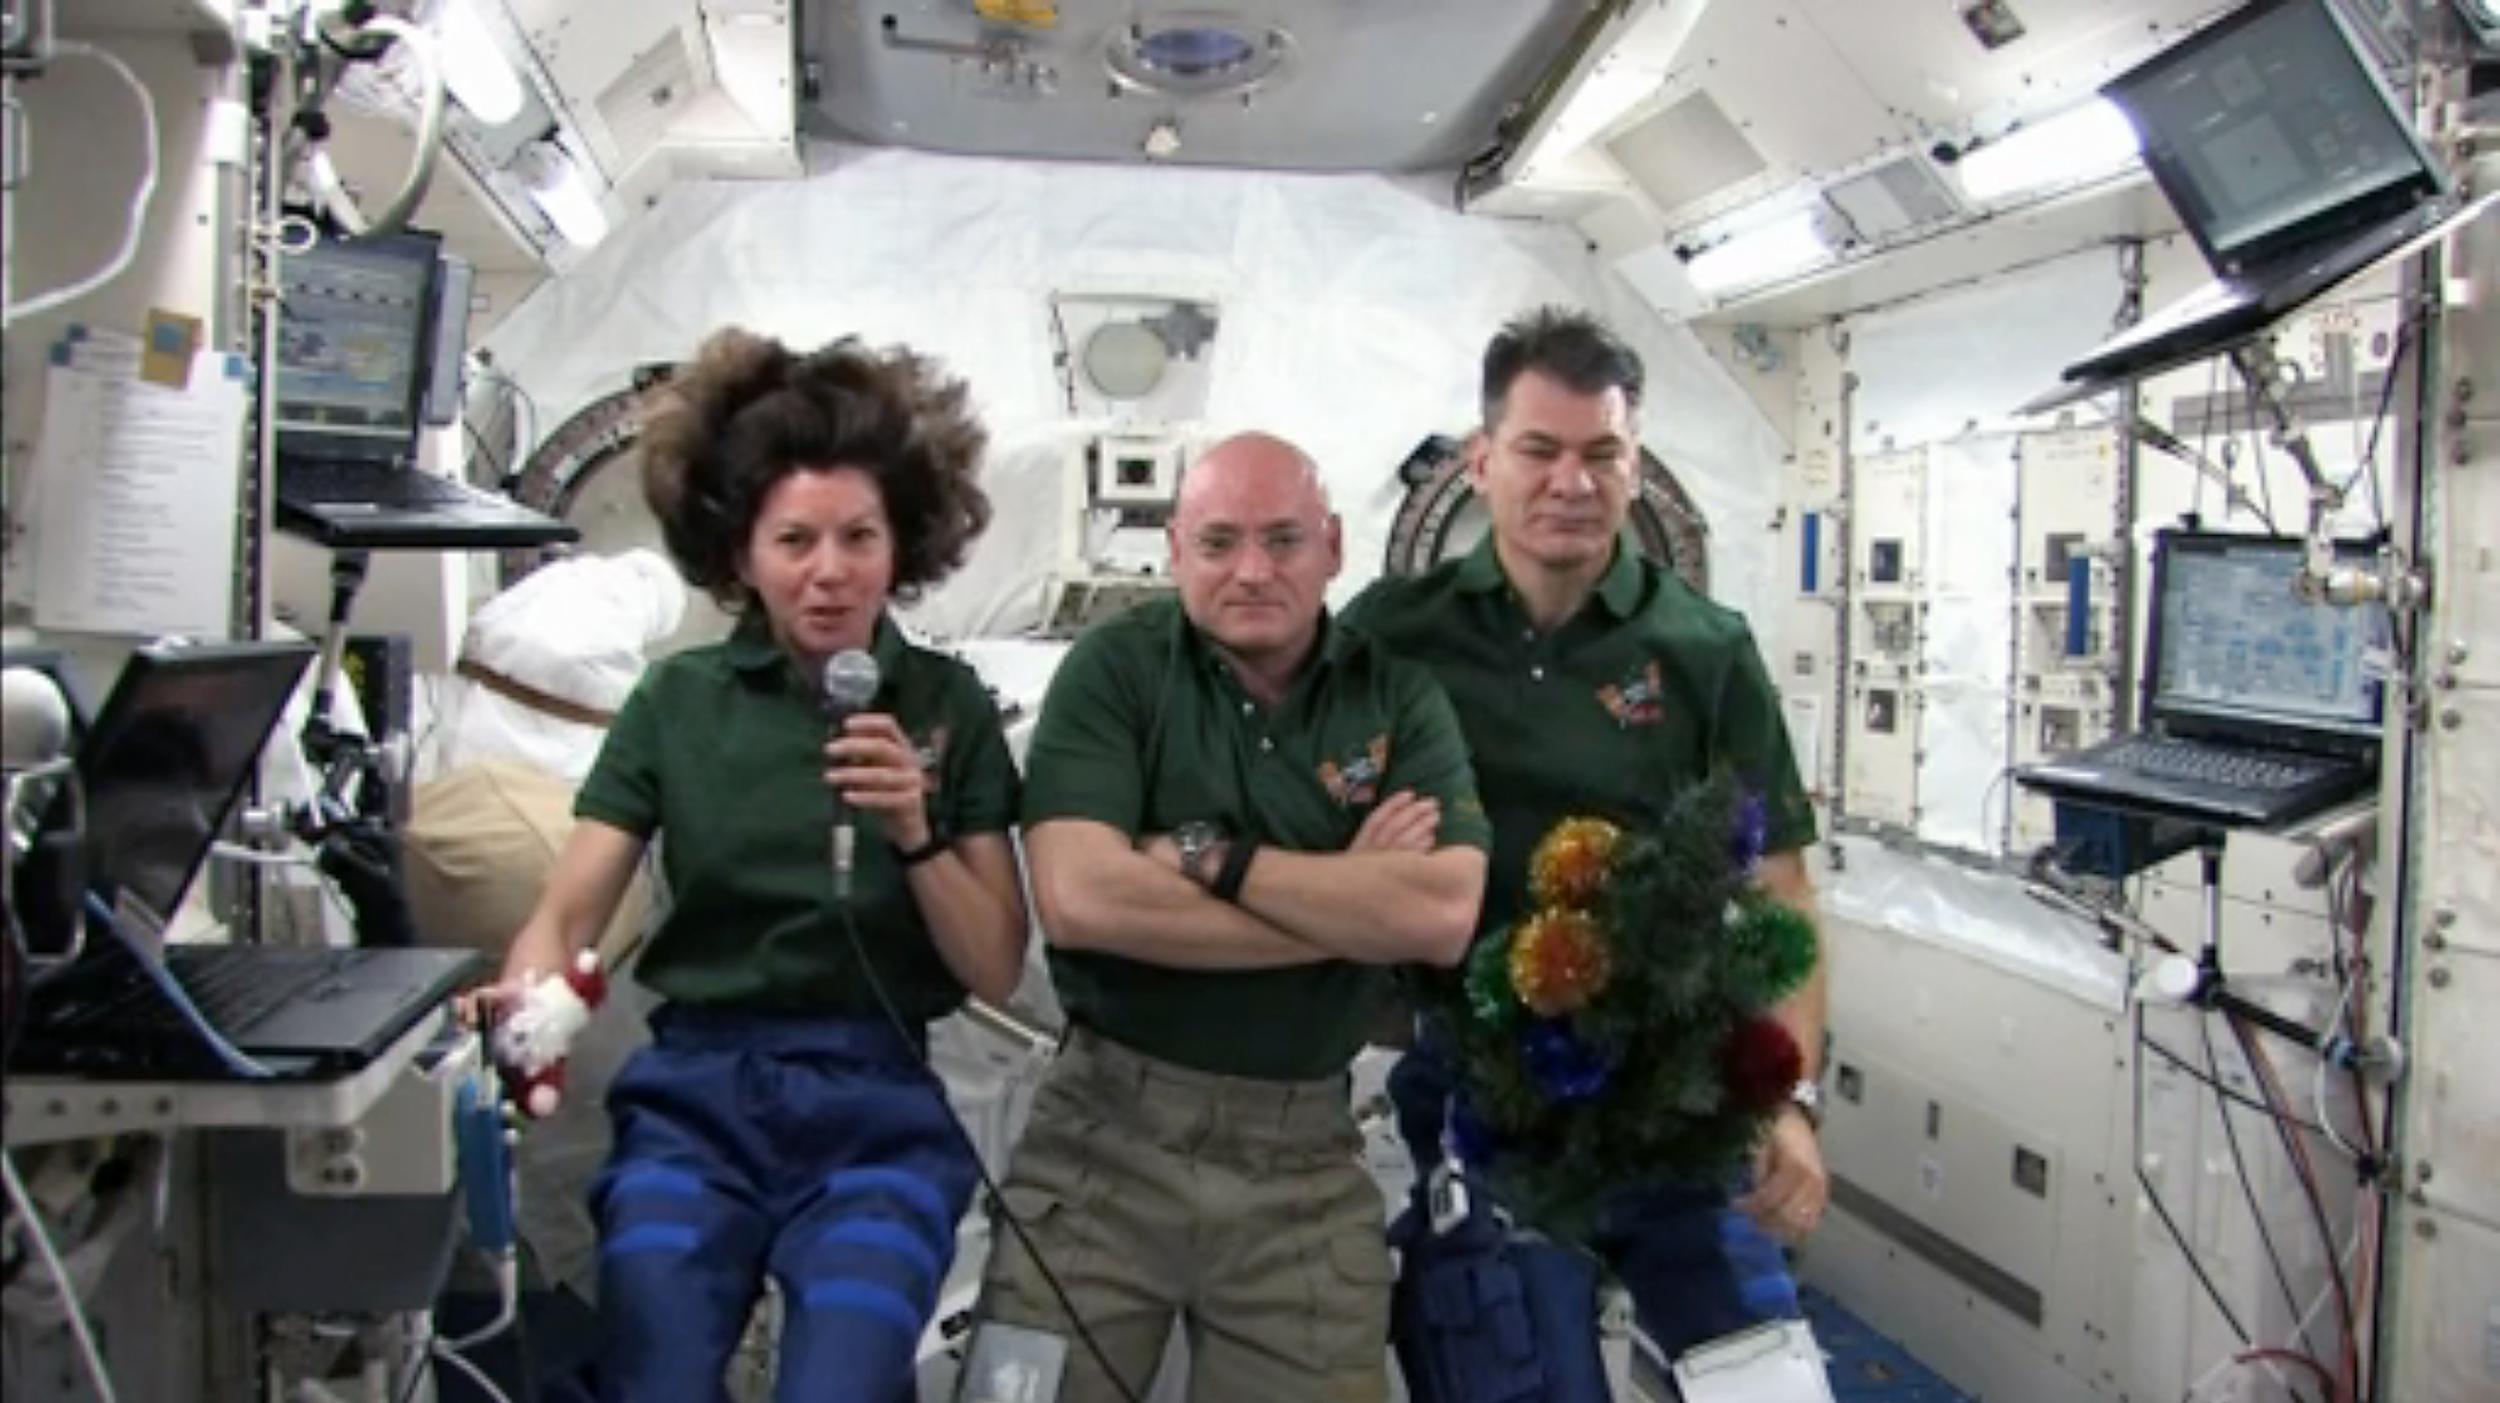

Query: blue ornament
[1730,789,1770,870]
[1520,1020,1612,1103]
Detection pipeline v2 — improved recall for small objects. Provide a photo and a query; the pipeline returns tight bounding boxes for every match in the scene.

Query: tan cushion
[402,759,651,963]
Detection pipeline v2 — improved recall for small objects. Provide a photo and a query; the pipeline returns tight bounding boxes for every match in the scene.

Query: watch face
[1173,821,1221,882]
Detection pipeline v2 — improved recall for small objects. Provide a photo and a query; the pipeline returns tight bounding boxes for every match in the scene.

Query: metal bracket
[2225,335,2433,615]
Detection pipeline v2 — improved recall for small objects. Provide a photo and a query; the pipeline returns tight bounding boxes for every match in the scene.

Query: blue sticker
[149,321,190,356]
[225,354,251,381]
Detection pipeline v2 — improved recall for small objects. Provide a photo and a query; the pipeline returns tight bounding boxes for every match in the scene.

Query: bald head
[1166,430,1344,679]
[1174,432,1330,524]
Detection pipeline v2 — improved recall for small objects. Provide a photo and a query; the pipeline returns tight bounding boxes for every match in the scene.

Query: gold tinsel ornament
[1508,908,1614,1017]
[1528,817,1623,911]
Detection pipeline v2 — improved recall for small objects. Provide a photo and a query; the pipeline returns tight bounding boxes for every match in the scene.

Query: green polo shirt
[575,613,1019,1021]
[1023,598,1491,1079]
[1343,536,1816,941]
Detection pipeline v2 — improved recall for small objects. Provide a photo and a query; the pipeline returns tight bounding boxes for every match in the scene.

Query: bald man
[962,434,1490,1402]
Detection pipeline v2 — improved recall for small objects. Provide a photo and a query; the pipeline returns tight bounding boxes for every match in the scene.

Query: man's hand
[1349,790,1439,853]
[1734,1106,1828,1244]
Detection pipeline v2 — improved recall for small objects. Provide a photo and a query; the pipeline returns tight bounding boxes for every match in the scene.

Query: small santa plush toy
[493,950,608,1119]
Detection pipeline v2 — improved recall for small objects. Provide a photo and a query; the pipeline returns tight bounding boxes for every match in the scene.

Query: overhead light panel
[516,142,609,249]
[1953,99,2139,203]
[435,0,525,126]
[1682,208,1831,295]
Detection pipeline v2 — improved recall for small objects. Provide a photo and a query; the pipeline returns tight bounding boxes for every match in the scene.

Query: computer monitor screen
[2111,0,2430,261]
[75,643,314,924]
[272,232,441,460]
[2151,537,2383,735]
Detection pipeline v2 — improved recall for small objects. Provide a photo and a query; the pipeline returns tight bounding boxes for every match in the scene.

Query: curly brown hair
[639,328,992,610]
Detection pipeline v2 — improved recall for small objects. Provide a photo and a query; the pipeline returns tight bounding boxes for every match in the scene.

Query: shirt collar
[1177,600,1355,681]
[1455,533,1646,620]
[725,609,907,700]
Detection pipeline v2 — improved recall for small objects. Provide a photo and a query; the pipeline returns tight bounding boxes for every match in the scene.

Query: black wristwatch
[894,829,950,867]
[1171,821,1225,888]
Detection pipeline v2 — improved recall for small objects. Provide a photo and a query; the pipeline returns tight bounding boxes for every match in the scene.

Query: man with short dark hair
[969,431,1491,1402]
[1346,307,1831,1360]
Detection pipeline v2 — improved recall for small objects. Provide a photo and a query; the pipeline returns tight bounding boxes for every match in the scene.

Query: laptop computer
[2017,531,2384,831]
[2025,0,2481,410]
[11,639,484,1081]
[272,229,577,552]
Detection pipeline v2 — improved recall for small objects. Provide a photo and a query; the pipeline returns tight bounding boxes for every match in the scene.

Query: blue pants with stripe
[1388,1041,1799,1367]
[590,1005,975,1403]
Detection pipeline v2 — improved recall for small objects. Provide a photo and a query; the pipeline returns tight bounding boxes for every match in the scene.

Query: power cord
[1,1149,120,1403]
[828,891,1147,1403]
[81,893,274,1079]
[0,41,157,328]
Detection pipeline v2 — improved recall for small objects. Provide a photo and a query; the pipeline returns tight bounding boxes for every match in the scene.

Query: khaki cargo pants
[974,1026,1393,1403]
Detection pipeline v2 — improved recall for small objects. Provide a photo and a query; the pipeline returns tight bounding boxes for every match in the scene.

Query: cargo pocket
[984,1183,1087,1322]
[1314,1224,1396,1367]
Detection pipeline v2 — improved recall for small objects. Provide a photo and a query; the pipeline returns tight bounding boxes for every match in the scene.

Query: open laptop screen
[272,231,441,464]
[77,642,314,926]
[2149,535,2382,739]
[2107,0,2437,270]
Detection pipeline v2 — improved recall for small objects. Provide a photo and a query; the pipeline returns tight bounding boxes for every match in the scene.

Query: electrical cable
[2342,326,2406,530]
[2184,1218,2364,1401]
[1,1150,120,1403]
[81,893,275,1079]
[2229,1012,2358,1400]
[1,42,159,328]
[2131,1001,2256,1350]
[2136,1037,2339,1141]
[2199,1012,2326,1366]
[829,891,1147,1403]
[292,15,445,239]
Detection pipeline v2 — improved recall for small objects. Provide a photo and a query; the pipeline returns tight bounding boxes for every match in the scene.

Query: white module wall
[1805,911,2131,1403]
[1845,447,1928,832]
[1775,328,1850,817]
[2012,428,2128,857]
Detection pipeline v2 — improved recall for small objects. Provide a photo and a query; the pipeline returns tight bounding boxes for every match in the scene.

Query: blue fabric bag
[1388,1172,1612,1403]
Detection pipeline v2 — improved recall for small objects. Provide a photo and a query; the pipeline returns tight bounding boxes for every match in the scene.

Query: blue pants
[1388,1042,1799,1366]
[591,1005,975,1403]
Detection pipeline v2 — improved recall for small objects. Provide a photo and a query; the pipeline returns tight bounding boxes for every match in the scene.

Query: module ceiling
[799,1,1596,172]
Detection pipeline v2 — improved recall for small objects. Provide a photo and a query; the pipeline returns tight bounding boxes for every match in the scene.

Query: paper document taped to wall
[30,328,249,637]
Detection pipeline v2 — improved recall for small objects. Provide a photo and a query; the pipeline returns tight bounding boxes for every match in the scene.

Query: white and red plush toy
[493,950,608,1119]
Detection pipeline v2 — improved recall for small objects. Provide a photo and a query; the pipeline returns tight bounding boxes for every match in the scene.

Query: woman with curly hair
[481,328,1027,1401]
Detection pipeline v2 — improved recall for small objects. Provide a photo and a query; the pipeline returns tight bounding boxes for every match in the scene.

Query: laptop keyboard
[89,946,383,1038]
[285,460,483,511]
[2097,738,2323,792]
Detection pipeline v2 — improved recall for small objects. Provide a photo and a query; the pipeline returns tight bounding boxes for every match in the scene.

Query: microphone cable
[823,851,1145,1403]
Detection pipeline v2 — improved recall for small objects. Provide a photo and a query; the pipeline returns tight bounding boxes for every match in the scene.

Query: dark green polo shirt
[575,613,1019,1022]
[1023,598,1491,1079]
[1343,536,1815,941]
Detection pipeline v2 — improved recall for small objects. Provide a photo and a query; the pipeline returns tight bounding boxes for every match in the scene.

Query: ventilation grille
[1603,90,1766,222]
[595,28,703,166]
[1823,154,1962,241]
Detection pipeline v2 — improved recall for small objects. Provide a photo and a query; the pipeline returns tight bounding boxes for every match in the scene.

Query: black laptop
[272,229,576,552]
[2017,531,2384,829]
[2027,0,2480,409]
[11,639,483,1081]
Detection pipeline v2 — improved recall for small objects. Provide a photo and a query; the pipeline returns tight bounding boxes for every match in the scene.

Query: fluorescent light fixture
[516,142,609,249]
[434,0,524,126]
[1684,209,1829,294]
[1954,98,2140,203]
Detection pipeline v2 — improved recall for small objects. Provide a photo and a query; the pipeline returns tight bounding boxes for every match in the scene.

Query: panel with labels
[2011,428,2125,855]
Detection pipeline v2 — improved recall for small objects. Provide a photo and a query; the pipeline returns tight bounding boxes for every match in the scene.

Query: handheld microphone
[821,648,882,902]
